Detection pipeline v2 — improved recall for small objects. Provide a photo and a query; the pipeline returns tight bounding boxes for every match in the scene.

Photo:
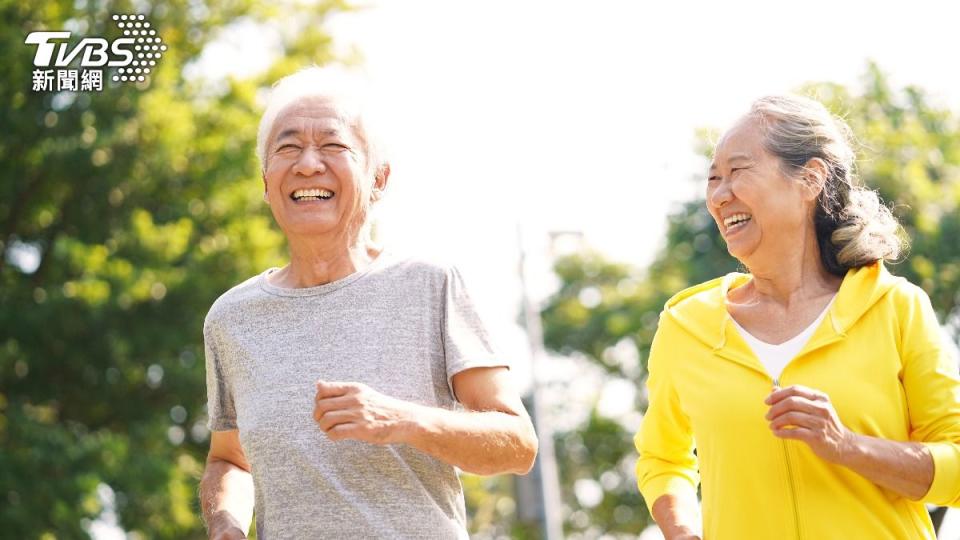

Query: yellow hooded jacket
[635,263,960,539]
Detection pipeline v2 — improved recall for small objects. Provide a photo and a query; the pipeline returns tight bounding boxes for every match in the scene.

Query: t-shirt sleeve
[204,318,238,431]
[440,264,507,401]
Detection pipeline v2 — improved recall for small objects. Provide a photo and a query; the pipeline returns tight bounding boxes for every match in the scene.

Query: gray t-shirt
[203,252,505,539]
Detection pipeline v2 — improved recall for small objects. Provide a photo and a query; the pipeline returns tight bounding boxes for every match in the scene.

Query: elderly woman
[635,95,960,539]
[198,68,537,540]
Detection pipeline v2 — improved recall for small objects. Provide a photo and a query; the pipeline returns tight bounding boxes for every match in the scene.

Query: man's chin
[281,221,343,239]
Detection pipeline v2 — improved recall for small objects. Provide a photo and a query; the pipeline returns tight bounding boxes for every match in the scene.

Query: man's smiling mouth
[291,188,335,201]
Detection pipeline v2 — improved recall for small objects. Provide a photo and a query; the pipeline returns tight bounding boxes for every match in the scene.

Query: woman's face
[262,96,375,240]
[706,117,814,266]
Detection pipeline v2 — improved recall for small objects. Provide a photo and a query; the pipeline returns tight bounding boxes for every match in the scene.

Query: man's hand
[314,368,536,475]
[207,509,248,539]
[313,381,413,444]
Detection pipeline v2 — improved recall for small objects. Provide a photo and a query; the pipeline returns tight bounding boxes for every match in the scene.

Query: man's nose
[292,146,327,176]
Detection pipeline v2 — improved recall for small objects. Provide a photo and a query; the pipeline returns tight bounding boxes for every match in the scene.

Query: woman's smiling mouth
[723,212,752,235]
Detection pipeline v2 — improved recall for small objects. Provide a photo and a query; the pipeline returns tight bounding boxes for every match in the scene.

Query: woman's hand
[765,384,935,500]
[765,385,853,463]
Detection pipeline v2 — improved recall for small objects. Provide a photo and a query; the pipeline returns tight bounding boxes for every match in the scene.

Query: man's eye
[707,175,721,182]
[322,143,349,151]
[277,144,300,152]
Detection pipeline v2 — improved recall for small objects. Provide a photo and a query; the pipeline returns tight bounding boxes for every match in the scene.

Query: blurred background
[3,0,960,538]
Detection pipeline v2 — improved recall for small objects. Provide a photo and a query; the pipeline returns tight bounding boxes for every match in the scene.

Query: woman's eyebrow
[710,153,753,170]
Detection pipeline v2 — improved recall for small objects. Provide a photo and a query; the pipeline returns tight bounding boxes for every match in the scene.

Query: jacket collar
[661,262,903,374]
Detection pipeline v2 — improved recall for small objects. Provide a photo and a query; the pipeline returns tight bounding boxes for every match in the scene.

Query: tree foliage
[1,1,348,537]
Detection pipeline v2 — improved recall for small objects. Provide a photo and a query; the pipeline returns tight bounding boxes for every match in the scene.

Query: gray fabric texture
[203,252,505,539]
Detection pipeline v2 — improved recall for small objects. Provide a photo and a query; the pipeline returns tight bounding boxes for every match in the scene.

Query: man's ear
[262,172,269,203]
[371,163,391,201]
[376,163,391,191]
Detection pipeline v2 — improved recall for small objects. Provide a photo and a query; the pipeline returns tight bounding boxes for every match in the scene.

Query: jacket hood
[661,262,905,352]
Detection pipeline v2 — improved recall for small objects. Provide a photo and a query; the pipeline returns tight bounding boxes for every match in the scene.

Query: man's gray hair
[256,66,388,174]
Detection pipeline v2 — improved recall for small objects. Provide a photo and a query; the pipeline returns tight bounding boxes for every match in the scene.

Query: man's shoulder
[376,251,458,284]
[204,271,270,330]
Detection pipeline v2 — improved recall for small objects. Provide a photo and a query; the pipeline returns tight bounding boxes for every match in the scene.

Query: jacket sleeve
[899,285,960,507]
[634,313,700,516]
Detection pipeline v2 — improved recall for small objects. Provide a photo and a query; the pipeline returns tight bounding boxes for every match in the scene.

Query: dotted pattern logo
[111,13,166,84]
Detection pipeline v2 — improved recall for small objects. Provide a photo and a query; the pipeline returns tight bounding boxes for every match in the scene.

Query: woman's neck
[738,225,841,308]
[746,259,840,308]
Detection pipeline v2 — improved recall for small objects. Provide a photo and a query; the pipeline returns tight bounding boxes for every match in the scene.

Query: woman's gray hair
[256,66,388,175]
[748,94,905,276]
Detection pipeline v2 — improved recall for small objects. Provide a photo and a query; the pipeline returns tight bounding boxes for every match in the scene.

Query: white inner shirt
[731,296,836,382]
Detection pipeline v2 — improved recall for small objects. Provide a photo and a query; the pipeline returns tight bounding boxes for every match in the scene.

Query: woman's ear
[801,158,828,201]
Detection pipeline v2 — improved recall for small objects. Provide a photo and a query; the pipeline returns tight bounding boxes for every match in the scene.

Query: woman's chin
[724,242,756,266]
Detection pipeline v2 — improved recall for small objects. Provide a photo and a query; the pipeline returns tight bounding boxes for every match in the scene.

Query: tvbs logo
[26,13,166,92]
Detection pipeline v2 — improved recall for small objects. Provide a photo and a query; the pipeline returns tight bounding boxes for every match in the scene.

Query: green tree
[1,1,348,537]
[540,63,960,537]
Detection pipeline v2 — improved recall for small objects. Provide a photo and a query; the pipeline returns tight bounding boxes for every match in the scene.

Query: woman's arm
[766,385,933,499]
[839,435,933,500]
[652,493,702,540]
[635,315,702,535]
[768,285,960,504]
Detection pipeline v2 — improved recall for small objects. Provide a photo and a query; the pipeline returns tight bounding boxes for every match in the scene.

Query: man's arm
[199,430,255,539]
[313,366,538,475]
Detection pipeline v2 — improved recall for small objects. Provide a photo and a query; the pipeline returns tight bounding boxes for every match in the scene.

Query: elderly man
[198,68,538,539]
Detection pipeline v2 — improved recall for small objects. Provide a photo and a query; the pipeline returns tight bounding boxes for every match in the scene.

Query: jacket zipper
[773,376,802,540]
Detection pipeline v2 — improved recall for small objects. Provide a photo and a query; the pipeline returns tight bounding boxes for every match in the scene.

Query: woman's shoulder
[859,262,932,311]
[879,271,939,324]
[663,272,749,314]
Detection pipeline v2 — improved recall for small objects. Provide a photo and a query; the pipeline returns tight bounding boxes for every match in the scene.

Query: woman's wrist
[833,429,862,467]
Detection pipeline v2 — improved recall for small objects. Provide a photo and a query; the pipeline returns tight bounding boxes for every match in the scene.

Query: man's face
[262,97,373,240]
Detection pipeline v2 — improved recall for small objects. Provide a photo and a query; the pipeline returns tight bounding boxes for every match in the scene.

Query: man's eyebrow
[275,128,341,141]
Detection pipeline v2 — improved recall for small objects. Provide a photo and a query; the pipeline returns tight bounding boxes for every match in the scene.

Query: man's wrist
[389,399,437,446]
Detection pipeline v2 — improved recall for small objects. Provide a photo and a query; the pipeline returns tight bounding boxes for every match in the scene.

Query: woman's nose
[709,180,733,208]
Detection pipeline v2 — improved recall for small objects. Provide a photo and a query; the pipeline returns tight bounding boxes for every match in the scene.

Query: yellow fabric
[634,262,960,539]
